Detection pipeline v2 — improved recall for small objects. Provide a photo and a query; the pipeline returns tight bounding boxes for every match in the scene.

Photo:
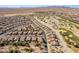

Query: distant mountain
[0,6,71,9]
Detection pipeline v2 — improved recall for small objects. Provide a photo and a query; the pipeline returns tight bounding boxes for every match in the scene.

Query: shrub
[0,42,5,46]
[24,48,34,53]
[29,48,34,52]
[9,49,20,53]
[24,48,29,52]
[21,41,26,46]
[74,45,79,48]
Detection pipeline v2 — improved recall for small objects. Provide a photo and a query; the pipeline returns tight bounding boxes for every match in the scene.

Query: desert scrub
[24,48,34,53]
[0,40,7,46]
[9,48,20,53]
[9,49,20,53]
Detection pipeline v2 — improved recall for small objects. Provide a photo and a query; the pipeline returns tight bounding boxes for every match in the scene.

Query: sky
[0,5,79,8]
[66,5,79,8]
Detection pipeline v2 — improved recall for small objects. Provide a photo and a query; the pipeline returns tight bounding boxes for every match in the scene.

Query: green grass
[74,24,79,29]
[59,28,79,45]
[58,15,79,25]
[58,15,79,30]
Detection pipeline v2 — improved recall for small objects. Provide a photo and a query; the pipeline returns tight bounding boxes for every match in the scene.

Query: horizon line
[0,5,78,8]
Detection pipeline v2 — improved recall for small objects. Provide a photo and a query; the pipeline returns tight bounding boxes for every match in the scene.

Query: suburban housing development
[0,6,79,53]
